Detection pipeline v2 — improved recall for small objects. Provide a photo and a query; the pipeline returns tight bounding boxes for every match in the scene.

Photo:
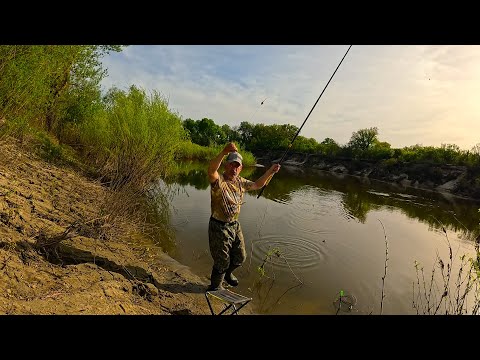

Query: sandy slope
[0,139,252,315]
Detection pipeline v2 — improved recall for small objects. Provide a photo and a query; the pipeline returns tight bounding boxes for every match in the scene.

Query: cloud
[101,45,480,150]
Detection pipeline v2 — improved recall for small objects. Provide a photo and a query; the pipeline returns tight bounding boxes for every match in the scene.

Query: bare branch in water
[378,219,388,315]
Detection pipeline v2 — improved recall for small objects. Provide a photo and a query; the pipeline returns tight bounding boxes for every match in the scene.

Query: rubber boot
[207,267,225,291]
[225,264,239,287]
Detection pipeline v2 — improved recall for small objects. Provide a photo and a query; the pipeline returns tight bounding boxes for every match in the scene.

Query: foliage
[471,143,480,157]
[0,45,123,141]
[257,248,281,277]
[175,141,256,166]
[318,137,341,158]
[255,246,303,286]
[179,115,480,170]
[412,220,480,315]
[347,127,379,153]
[77,85,187,190]
[222,123,241,143]
[183,118,225,147]
[175,141,222,162]
[368,141,394,160]
[35,131,64,162]
[291,136,320,153]
[2,45,479,176]
[237,121,255,147]
[249,123,298,151]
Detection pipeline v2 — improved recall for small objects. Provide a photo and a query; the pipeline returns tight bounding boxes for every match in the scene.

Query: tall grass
[176,141,257,166]
[412,221,480,315]
[0,46,54,140]
[0,45,121,144]
[77,85,187,190]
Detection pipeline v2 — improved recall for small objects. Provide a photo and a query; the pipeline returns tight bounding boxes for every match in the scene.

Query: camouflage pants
[208,217,246,274]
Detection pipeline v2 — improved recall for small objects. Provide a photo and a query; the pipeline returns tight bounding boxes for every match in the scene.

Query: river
[154,161,480,315]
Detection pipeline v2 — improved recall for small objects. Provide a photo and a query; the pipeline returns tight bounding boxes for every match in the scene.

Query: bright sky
[100,45,480,151]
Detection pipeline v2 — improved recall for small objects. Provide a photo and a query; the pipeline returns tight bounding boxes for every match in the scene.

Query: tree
[183,118,199,143]
[369,140,393,160]
[319,137,341,157]
[292,136,319,153]
[221,124,238,143]
[321,137,338,146]
[238,121,255,148]
[249,123,297,151]
[0,45,125,140]
[48,45,124,136]
[182,118,225,147]
[472,143,480,156]
[348,127,379,152]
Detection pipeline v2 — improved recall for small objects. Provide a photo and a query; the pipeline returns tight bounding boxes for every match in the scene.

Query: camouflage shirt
[210,173,255,223]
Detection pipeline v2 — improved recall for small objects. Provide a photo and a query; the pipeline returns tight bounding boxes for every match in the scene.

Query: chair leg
[205,289,252,315]
[205,293,215,315]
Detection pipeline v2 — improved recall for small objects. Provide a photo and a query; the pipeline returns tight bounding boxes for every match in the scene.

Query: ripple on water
[273,187,343,223]
[251,233,328,271]
[286,213,334,237]
[340,208,359,222]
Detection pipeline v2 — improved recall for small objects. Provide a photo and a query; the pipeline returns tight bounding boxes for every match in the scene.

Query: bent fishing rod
[257,45,352,199]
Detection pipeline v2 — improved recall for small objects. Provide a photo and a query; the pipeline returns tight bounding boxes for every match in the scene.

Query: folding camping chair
[205,288,252,315]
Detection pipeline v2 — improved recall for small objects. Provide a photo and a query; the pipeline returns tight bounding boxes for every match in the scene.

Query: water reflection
[165,161,480,242]
[165,161,257,189]
[155,160,480,314]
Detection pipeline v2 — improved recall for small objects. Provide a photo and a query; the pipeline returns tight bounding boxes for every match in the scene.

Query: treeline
[1,44,479,196]
[0,45,195,191]
[183,118,480,167]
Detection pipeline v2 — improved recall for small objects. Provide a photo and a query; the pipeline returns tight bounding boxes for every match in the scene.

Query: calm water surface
[155,162,480,315]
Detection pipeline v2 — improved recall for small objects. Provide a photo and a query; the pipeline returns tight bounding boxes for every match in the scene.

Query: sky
[100,45,480,151]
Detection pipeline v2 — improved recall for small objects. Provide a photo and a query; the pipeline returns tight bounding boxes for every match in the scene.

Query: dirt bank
[0,138,253,315]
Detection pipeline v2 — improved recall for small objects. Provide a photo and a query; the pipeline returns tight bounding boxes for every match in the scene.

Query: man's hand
[223,142,238,155]
[269,163,281,174]
[209,142,238,184]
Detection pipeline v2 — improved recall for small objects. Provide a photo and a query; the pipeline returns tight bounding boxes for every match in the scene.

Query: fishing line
[248,97,267,123]
[228,97,267,143]
[257,45,352,199]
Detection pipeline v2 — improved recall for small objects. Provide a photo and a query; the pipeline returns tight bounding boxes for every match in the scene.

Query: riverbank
[0,138,253,315]
[255,150,480,201]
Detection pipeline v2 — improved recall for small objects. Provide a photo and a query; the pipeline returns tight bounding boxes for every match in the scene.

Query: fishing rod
[257,45,352,199]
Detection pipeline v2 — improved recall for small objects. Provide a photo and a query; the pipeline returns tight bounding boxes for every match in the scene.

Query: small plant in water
[412,216,480,315]
[257,247,281,278]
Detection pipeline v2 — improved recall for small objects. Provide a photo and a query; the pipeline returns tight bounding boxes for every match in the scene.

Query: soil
[0,139,253,315]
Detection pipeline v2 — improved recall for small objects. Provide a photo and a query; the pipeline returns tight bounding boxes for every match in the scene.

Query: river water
[155,162,480,315]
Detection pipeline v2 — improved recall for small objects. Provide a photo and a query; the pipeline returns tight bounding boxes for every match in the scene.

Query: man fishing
[206,142,281,291]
